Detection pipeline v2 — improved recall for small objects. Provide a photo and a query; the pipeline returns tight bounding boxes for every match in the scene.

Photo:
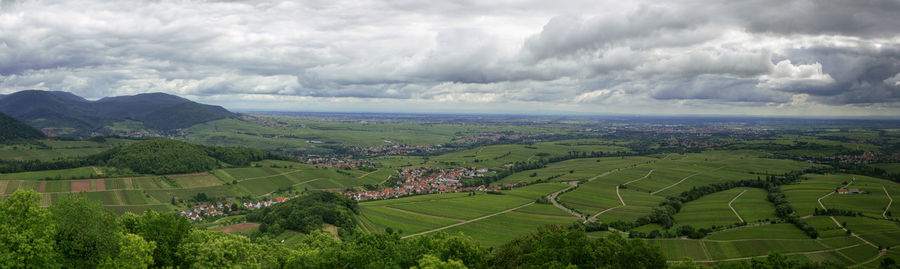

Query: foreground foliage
[0,190,869,268]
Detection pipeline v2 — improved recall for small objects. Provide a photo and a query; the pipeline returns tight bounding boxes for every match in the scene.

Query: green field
[0,138,136,161]
[0,159,388,214]
[0,166,101,180]
[674,188,749,229]
[358,183,571,246]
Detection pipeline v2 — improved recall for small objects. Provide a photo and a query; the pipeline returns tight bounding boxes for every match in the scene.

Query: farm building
[837,188,861,194]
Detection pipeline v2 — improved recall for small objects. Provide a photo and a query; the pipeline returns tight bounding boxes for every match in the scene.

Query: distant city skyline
[1,0,899,116]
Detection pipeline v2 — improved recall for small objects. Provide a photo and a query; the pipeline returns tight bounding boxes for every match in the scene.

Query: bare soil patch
[323,224,340,240]
[70,180,92,192]
[39,181,47,193]
[94,179,106,191]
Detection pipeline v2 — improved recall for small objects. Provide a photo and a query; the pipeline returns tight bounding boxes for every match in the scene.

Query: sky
[1,0,900,116]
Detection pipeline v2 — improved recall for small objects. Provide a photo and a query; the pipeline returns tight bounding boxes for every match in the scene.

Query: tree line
[0,138,291,175]
[609,171,807,239]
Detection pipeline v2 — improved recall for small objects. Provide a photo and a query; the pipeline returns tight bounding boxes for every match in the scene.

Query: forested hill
[0,138,289,175]
[0,111,46,143]
[97,138,285,174]
[0,90,237,136]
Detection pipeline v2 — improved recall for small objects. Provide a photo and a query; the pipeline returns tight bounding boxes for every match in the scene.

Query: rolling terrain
[1,110,899,268]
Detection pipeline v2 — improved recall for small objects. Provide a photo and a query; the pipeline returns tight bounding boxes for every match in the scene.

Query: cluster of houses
[825,152,889,163]
[302,156,374,168]
[180,202,234,221]
[242,115,305,128]
[453,133,539,143]
[358,145,441,156]
[241,195,301,210]
[180,195,301,222]
[344,166,504,201]
[92,129,190,139]
[837,188,862,194]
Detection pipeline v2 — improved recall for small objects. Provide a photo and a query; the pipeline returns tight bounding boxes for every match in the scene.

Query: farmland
[2,114,900,267]
[0,159,386,214]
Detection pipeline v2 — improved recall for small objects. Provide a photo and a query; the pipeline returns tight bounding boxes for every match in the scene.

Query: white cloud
[0,0,898,116]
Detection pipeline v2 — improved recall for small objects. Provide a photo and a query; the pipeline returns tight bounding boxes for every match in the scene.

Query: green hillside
[0,111,45,143]
[102,138,285,174]
[104,139,219,174]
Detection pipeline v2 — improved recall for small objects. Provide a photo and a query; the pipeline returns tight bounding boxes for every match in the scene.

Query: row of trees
[612,172,806,238]
[463,150,620,187]
[0,138,291,175]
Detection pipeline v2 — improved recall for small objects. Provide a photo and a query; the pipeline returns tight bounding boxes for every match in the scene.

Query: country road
[401,202,535,239]
[727,190,747,223]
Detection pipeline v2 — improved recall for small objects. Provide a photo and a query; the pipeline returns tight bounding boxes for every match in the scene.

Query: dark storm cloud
[0,0,899,115]
[776,46,900,104]
[730,0,900,37]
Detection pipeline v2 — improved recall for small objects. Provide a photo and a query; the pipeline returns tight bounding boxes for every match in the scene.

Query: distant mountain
[0,111,46,143]
[0,90,237,137]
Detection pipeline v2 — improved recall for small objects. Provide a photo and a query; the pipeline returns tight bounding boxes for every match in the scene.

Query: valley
[2,92,900,268]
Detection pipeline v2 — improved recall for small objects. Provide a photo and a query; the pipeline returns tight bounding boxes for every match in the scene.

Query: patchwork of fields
[0,160,388,213]
[357,183,573,247]
[2,136,899,267]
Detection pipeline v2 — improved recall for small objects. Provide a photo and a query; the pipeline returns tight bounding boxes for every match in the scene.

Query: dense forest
[247,191,359,237]
[0,189,866,269]
[0,111,45,143]
[0,138,289,174]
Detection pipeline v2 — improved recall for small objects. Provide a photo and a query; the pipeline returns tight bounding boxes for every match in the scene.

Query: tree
[121,210,192,268]
[177,230,266,268]
[413,255,468,269]
[669,259,703,269]
[51,195,122,268]
[491,225,665,269]
[101,233,155,269]
[775,203,794,219]
[0,190,60,268]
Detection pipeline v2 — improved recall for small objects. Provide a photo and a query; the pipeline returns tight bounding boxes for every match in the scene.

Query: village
[453,132,540,143]
[179,194,301,222]
[344,166,525,201]
[356,144,442,156]
[301,156,374,168]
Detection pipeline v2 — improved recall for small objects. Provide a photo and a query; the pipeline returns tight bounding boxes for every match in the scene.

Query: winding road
[883,185,893,219]
[548,181,584,219]
[727,190,748,223]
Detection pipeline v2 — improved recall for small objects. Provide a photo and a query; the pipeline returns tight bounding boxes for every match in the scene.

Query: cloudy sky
[2,0,900,116]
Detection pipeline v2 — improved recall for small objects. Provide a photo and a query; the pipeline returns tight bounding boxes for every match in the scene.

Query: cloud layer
[1,0,899,116]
